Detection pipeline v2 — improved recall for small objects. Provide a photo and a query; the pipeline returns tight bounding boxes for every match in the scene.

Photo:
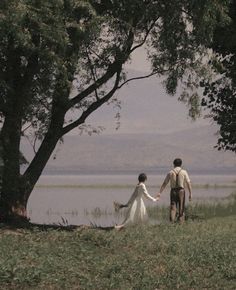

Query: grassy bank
[147,192,236,221]
[0,197,235,289]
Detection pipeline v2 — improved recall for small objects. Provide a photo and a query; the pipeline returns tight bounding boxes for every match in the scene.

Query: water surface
[27,174,236,226]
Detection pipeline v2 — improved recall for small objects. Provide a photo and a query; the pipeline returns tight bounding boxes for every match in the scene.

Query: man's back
[169,167,190,189]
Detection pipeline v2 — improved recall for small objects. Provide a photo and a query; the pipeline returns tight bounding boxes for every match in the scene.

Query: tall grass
[148,192,236,221]
[83,192,236,223]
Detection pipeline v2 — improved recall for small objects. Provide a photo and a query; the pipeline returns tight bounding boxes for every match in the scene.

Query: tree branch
[118,69,169,89]
[0,96,6,114]
[130,18,160,53]
[86,48,99,100]
[89,48,112,66]
[21,123,32,134]
[61,66,122,136]
[69,33,135,109]
[69,60,121,108]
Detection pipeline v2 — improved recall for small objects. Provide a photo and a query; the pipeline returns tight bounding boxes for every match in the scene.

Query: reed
[82,192,236,223]
[148,192,236,221]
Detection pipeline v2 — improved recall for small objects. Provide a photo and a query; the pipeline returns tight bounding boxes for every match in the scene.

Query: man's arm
[157,173,170,197]
[186,181,192,201]
[185,171,192,201]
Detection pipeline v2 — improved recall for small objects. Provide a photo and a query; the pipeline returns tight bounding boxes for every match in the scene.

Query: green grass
[82,192,236,222]
[0,196,235,289]
[148,192,236,221]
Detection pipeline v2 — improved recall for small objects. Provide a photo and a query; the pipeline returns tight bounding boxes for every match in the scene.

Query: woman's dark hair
[173,158,182,167]
[138,173,147,182]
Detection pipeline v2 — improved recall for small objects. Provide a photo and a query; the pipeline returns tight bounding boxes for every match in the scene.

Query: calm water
[27,174,236,226]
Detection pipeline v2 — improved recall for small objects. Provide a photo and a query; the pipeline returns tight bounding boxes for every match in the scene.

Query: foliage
[0,0,96,135]
[0,0,232,217]
[0,0,101,213]
[0,0,230,142]
[200,0,236,152]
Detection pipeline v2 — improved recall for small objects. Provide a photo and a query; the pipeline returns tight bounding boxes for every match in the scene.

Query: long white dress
[121,182,156,227]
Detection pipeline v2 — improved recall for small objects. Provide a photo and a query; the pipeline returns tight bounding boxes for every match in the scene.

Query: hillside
[21,125,236,175]
[20,69,235,175]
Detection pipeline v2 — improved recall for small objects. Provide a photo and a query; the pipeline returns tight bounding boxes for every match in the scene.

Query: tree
[200,0,236,152]
[0,0,229,221]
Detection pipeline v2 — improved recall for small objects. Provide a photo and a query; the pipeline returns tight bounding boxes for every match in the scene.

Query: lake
[27,174,236,227]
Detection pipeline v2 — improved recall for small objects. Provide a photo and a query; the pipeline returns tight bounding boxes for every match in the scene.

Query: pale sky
[85,47,211,135]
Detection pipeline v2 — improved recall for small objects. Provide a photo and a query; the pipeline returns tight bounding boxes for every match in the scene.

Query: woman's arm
[125,187,138,207]
[142,184,156,201]
[114,186,139,211]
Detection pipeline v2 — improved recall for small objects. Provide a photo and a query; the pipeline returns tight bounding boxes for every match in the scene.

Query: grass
[82,192,236,222]
[148,192,236,221]
[0,194,235,289]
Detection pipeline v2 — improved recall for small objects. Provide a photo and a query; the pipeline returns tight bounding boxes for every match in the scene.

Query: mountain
[21,125,236,175]
[20,69,235,175]
[83,69,209,134]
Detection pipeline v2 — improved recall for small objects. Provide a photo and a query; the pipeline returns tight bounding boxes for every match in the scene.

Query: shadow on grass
[0,217,115,232]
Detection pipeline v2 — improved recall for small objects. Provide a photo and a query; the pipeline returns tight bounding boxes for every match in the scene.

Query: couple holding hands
[114,158,192,230]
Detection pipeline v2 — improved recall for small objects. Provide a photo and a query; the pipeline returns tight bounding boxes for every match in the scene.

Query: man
[157,158,192,222]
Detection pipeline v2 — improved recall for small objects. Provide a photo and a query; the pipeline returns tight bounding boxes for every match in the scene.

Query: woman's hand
[155,193,161,201]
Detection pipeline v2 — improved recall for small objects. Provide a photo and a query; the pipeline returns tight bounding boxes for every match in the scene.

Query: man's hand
[189,195,192,202]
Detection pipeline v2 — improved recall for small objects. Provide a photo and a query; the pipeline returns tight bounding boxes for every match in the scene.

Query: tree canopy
[200,0,236,152]
[0,0,231,220]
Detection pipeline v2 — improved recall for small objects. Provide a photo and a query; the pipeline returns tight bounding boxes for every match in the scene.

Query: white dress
[121,182,156,226]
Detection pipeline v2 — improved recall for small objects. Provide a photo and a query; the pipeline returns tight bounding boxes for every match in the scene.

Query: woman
[114,173,158,230]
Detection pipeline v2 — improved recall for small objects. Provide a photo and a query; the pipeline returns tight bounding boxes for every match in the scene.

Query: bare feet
[114,224,124,231]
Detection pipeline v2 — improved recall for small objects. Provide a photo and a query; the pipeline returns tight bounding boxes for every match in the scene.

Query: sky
[84,47,211,135]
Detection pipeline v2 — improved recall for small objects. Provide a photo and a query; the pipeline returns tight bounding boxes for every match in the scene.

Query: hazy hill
[85,69,209,134]
[20,69,235,175]
[21,125,235,175]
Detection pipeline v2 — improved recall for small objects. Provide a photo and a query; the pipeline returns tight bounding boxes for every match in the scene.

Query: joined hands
[155,193,161,201]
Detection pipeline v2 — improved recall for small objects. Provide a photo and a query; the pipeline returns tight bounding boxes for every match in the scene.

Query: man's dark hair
[138,173,147,182]
[173,158,182,167]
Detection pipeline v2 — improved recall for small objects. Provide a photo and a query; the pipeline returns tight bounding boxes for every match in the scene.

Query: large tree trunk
[0,120,64,222]
[0,138,3,205]
[0,113,26,221]
[21,99,67,217]
[0,39,30,221]
[24,81,68,190]
[0,91,66,223]
[23,129,62,201]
